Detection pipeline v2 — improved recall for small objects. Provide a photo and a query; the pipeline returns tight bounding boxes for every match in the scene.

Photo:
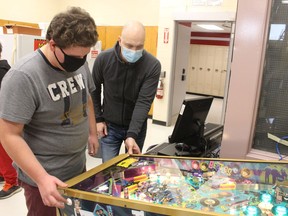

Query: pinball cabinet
[58,154,288,216]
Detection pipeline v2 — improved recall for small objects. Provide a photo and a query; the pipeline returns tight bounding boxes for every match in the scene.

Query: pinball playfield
[59,154,288,216]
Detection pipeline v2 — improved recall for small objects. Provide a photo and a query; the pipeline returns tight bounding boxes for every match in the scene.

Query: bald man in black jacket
[91,21,161,162]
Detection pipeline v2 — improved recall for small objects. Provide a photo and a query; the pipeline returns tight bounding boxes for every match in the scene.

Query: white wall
[59,0,160,26]
[0,0,160,45]
[0,0,61,22]
[0,0,160,26]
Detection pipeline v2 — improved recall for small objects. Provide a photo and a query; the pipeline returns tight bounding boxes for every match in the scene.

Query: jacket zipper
[121,66,128,127]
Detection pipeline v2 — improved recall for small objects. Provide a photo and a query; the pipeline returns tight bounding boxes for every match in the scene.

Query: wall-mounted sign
[34,39,46,50]
[91,50,99,58]
[164,28,169,44]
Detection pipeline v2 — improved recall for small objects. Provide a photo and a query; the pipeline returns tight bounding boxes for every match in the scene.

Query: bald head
[119,21,145,51]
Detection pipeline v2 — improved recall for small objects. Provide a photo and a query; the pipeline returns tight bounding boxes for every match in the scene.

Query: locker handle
[199,67,203,70]
[207,68,211,71]
[192,66,195,70]
[215,69,218,72]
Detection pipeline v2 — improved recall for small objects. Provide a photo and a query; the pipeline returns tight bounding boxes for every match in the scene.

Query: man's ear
[118,36,122,45]
[48,39,57,51]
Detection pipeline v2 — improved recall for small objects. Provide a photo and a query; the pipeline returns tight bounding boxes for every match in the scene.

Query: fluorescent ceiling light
[282,0,288,3]
[197,24,224,31]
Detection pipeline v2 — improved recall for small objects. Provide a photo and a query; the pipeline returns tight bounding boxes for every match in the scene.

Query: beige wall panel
[204,45,214,94]
[104,26,122,50]
[96,26,106,50]
[144,26,158,57]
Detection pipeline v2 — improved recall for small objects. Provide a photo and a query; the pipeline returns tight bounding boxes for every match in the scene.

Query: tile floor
[0,95,223,214]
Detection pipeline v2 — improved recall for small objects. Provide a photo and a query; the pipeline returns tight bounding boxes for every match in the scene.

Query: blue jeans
[100,121,147,163]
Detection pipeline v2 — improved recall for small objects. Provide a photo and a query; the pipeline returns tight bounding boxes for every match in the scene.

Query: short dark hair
[46,7,98,48]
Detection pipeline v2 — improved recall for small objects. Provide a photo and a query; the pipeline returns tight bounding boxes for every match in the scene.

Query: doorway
[170,20,235,126]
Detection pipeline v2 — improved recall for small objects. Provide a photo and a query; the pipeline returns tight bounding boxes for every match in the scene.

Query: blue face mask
[121,46,143,63]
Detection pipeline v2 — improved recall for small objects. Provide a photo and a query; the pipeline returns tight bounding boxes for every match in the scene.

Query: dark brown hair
[46,7,98,48]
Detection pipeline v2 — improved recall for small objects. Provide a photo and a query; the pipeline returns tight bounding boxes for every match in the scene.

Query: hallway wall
[0,0,160,26]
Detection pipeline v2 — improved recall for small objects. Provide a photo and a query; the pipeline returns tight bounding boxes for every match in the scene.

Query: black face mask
[54,47,87,72]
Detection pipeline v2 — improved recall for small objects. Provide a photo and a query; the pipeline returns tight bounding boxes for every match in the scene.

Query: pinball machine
[58,154,288,216]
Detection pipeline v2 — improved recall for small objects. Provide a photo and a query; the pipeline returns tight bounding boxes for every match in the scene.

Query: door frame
[169,19,235,126]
